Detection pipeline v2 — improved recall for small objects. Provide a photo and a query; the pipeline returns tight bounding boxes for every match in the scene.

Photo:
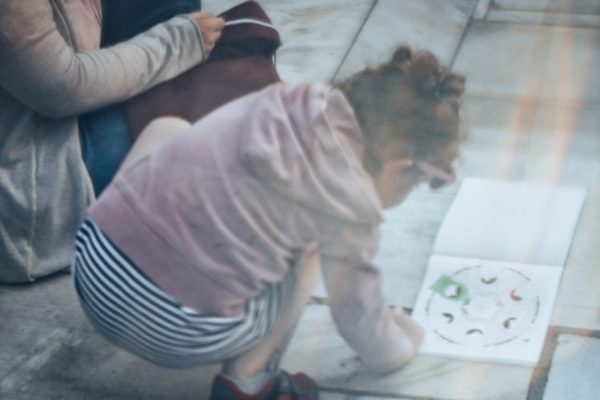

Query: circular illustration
[424,264,540,347]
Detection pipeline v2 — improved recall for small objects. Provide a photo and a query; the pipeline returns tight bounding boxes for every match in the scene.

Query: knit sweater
[91,82,416,372]
[0,0,205,282]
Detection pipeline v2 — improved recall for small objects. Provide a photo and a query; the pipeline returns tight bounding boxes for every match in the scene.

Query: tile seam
[448,0,480,71]
[527,325,600,400]
[329,0,380,84]
[319,384,451,400]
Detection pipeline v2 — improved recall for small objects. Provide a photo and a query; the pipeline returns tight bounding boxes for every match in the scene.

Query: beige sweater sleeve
[0,0,204,118]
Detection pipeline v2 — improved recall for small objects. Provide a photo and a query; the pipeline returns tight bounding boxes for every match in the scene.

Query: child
[72,47,465,400]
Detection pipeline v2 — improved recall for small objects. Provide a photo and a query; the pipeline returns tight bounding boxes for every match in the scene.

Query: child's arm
[391,307,425,352]
[321,256,425,373]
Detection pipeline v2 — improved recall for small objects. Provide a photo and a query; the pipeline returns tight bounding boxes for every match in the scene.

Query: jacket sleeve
[321,255,419,373]
[0,0,205,118]
[319,222,420,373]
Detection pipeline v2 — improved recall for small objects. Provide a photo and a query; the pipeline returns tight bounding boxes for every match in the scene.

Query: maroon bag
[126,1,281,139]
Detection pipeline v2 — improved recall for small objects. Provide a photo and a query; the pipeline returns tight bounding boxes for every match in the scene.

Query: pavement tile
[372,186,458,307]
[473,0,493,19]
[333,0,476,83]
[535,104,600,150]
[522,103,600,185]
[518,102,600,331]
[543,334,600,400]
[551,188,600,331]
[0,272,87,330]
[538,26,600,103]
[0,275,219,400]
[454,21,600,102]
[459,96,538,180]
[485,9,600,29]
[322,395,413,400]
[493,0,600,15]
[551,304,600,331]
[0,324,72,396]
[283,304,533,400]
[204,0,375,84]
[1,330,218,400]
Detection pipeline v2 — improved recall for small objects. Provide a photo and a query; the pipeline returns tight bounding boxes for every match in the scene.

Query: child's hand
[392,308,426,352]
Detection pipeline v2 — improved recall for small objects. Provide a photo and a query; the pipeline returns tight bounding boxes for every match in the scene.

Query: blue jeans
[102,0,202,45]
[81,0,202,195]
[79,104,132,195]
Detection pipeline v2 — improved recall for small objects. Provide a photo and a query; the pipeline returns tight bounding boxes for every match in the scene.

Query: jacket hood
[241,83,383,225]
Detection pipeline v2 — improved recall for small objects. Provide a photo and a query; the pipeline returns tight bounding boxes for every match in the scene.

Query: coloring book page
[412,178,586,366]
[412,255,562,366]
[432,178,587,267]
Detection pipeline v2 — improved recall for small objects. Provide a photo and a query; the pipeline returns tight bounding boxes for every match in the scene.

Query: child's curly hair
[337,46,465,167]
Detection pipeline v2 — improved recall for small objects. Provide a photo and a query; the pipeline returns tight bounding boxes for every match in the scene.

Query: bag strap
[224,18,277,30]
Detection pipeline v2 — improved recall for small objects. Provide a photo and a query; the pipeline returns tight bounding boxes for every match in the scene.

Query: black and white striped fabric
[73,218,292,368]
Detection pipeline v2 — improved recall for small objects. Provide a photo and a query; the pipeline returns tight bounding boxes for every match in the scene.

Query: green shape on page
[430,275,469,302]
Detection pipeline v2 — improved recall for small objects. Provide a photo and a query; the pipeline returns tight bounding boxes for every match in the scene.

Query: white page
[433,178,586,267]
[412,255,562,366]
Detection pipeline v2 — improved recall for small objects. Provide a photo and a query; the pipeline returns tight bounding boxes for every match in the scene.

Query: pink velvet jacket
[91,82,415,372]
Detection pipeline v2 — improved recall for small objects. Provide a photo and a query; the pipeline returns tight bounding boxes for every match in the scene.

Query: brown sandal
[273,371,320,400]
[209,370,319,400]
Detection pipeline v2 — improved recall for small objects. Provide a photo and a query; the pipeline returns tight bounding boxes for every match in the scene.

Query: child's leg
[222,244,322,380]
[118,116,190,172]
[79,104,132,195]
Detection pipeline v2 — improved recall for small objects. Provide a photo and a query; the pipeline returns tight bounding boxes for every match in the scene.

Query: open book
[411,178,587,366]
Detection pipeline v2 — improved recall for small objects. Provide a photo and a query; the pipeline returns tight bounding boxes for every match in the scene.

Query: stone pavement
[1,1,599,399]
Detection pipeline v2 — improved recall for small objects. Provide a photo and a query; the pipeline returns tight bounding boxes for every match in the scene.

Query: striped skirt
[72,218,292,368]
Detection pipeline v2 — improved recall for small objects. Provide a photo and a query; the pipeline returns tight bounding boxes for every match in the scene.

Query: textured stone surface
[493,0,600,15]
[543,334,600,400]
[333,0,477,83]
[282,305,533,400]
[454,21,600,102]
[204,0,375,84]
[0,275,220,400]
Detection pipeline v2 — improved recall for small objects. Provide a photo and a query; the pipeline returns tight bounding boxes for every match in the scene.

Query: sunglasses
[414,160,456,189]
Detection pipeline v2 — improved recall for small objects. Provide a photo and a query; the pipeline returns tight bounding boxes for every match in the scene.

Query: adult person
[79,0,206,195]
[0,0,224,282]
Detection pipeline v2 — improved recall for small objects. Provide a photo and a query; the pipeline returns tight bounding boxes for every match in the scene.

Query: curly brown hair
[337,46,466,172]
